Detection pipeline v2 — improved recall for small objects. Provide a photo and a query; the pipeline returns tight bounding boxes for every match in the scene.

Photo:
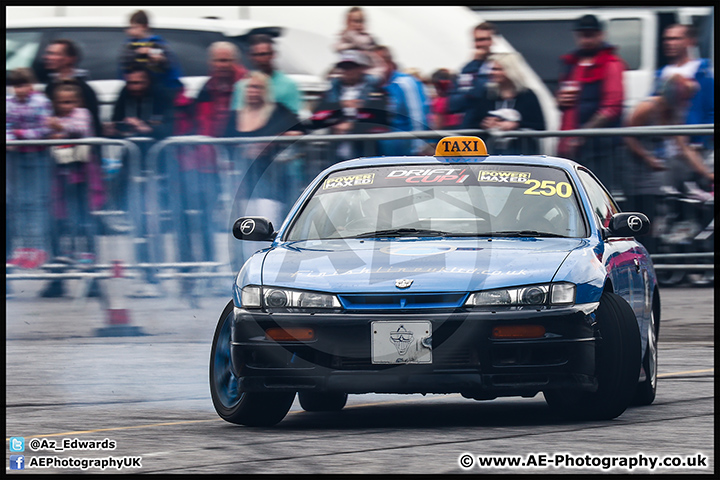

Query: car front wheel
[544,291,641,420]
[210,301,295,426]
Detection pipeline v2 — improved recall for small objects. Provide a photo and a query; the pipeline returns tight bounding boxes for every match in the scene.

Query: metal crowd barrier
[5,137,160,286]
[6,125,714,293]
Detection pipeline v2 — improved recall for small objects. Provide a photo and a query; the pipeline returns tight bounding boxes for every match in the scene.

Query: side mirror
[607,212,651,238]
[233,217,276,241]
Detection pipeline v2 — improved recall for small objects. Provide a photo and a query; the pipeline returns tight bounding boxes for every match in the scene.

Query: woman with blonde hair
[225,70,304,182]
[230,71,277,134]
[224,71,305,268]
[476,52,545,154]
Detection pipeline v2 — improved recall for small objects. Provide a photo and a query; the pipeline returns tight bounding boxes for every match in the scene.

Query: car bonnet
[259,237,583,294]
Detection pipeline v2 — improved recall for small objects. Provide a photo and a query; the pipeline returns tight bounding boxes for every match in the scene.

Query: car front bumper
[230,305,599,399]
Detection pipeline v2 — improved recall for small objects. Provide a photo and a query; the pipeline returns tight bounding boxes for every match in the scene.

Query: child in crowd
[6,68,53,269]
[47,82,104,267]
[429,68,462,130]
[119,9,184,97]
[333,7,385,79]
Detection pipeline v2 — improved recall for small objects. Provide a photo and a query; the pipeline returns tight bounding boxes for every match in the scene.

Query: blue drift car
[210,136,659,426]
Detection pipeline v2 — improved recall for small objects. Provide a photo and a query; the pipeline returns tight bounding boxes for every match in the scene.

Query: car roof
[325,154,581,174]
[6,16,283,38]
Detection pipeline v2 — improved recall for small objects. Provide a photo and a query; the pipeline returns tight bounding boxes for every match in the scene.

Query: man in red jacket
[556,14,625,190]
[173,42,247,298]
[194,42,248,140]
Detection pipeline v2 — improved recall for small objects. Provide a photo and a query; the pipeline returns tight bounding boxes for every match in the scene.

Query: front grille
[338,293,467,310]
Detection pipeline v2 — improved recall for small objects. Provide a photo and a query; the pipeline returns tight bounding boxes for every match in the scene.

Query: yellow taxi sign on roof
[435,136,488,157]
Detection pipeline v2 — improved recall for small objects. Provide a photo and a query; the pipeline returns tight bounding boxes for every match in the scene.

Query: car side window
[488,19,575,95]
[606,18,642,70]
[6,30,43,71]
[155,29,226,77]
[577,168,618,230]
[47,28,128,81]
[41,28,227,80]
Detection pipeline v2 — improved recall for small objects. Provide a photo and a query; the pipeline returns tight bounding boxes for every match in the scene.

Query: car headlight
[241,286,262,308]
[465,283,575,308]
[549,282,576,305]
[241,285,341,312]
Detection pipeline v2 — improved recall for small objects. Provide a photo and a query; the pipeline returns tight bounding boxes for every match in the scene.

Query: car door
[577,168,645,320]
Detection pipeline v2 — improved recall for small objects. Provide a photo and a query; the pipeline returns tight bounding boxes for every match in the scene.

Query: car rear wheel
[210,301,295,426]
[298,392,348,412]
[633,308,658,406]
[544,291,641,420]
[656,270,685,286]
[686,271,713,287]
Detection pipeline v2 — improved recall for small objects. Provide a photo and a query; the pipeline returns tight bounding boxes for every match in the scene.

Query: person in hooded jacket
[106,65,175,297]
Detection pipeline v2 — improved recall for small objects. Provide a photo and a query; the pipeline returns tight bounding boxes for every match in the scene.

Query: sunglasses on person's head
[251,51,273,57]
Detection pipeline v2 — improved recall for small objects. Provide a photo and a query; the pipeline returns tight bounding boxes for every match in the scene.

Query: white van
[472,6,714,113]
[6,16,334,120]
[6,7,563,138]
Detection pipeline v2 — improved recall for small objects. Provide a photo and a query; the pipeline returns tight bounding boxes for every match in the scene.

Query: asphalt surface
[5,273,714,474]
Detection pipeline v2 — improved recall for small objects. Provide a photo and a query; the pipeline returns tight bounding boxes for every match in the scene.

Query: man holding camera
[556,14,625,190]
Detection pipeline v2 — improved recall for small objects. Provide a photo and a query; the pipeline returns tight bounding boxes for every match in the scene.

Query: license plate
[371,321,432,364]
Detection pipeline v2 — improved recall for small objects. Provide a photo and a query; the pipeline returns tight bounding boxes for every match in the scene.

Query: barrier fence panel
[495,125,714,264]
[6,137,146,294]
[6,125,714,297]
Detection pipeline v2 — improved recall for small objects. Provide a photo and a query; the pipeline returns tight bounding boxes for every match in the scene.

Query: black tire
[544,291,641,420]
[210,301,295,426]
[686,271,713,287]
[633,304,658,406]
[298,392,348,412]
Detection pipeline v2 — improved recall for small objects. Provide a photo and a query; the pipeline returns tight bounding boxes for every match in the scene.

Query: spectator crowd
[6,9,714,297]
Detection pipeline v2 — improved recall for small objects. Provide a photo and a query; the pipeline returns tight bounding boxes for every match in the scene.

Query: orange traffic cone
[95,260,146,337]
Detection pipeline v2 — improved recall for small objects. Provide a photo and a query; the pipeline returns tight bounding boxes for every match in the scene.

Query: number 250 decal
[523,180,573,198]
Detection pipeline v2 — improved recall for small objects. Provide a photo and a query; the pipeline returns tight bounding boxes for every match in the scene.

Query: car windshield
[285,164,588,241]
[6,31,42,71]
